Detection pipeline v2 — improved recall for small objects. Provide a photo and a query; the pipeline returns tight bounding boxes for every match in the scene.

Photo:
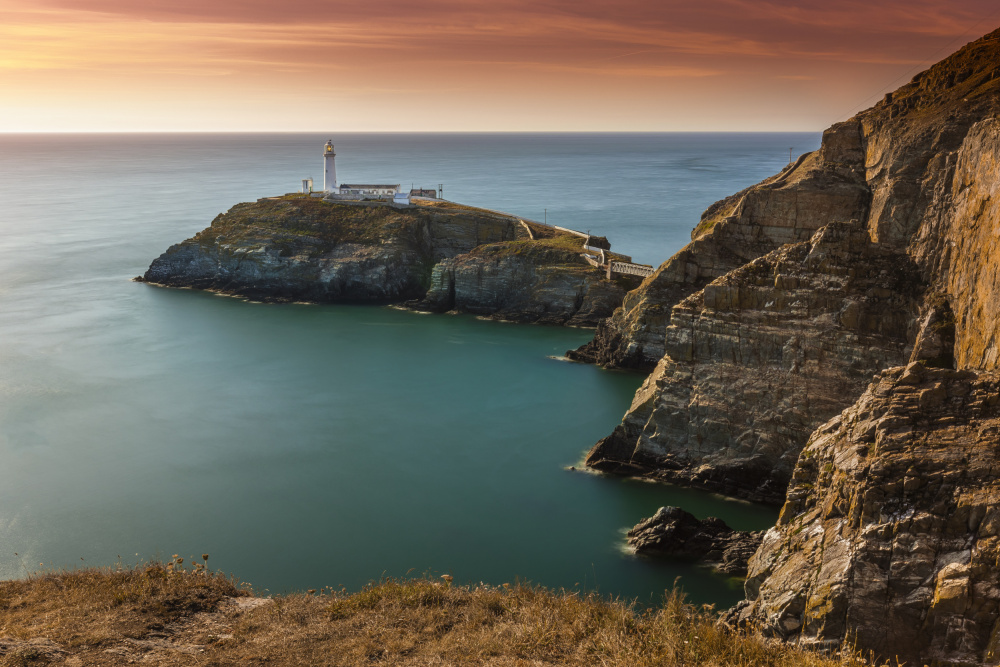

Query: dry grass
[0,558,239,665]
[0,564,875,666]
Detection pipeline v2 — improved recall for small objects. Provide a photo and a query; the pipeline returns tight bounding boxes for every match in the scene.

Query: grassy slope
[193,198,419,249]
[0,564,872,667]
[468,234,631,267]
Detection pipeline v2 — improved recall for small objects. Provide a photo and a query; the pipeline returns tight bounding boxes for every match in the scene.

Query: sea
[0,132,820,607]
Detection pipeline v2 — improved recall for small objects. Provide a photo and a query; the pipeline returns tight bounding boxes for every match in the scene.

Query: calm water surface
[0,133,819,606]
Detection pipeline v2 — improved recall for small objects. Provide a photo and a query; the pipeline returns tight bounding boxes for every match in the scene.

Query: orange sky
[1,0,997,132]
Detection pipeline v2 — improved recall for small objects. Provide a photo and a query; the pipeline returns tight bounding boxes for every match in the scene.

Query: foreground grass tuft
[0,565,872,666]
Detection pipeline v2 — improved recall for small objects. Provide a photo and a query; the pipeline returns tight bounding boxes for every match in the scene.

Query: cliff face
[736,116,1000,663]
[569,120,871,370]
[143,198,627,325]
[587,223,921,503]
[924,118,1000,370]
[734,365,1000,665]
[422,238,628,327]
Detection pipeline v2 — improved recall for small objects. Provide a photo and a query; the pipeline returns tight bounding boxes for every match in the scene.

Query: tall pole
[544,208,547,224]
[789,147,793,164]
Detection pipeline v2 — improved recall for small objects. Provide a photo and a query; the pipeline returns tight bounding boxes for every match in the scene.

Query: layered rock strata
[568,120,872,370]
[627,506,762,577]
[587,222,921,502]
[143,198,628,326]
[421,241,629,326]
[733,365,1000,665]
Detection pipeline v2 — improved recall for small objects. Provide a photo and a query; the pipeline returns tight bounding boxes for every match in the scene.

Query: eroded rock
[584,27,1000,505]
[627,506,762,577]
[569,120,871,370]
[587,222,920,502]
[733,367,1000,665]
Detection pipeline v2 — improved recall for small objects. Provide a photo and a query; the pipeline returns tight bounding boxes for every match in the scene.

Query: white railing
[551,225,589,238]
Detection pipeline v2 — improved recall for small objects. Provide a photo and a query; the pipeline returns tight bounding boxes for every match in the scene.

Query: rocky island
[581,26,1000,665]
[141,197,638,327]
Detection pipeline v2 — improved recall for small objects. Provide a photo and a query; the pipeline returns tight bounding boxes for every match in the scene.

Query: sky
[1,0,998,132]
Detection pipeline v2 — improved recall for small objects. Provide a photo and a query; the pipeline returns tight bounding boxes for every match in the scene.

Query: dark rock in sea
[627,506,762,577]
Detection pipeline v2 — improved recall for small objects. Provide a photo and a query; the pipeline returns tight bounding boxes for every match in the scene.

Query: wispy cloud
[0,0,996,130]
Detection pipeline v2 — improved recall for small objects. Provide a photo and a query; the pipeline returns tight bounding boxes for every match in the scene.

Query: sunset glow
[1,0,997,131]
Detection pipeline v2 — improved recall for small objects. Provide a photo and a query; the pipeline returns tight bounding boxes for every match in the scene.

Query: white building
[338,183,401,197]
[319,140,433,200]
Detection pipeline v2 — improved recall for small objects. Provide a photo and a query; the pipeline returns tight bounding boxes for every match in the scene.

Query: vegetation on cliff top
[0,563,872,666]
[193,198,416,249]
[468,233,628,264]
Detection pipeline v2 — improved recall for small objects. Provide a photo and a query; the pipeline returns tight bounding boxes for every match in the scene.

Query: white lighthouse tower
[323,140,337,192]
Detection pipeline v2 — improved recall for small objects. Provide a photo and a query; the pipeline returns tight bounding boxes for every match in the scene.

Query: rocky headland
[141,197,635,326]
[577,26,1000,664]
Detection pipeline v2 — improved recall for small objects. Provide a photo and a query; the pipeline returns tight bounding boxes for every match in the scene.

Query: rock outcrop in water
[578,26,1000,663]
[142,198,632,326]
[627,506,762,577]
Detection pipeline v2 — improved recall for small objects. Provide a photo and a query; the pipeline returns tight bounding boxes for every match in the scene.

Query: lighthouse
[323,140,337,192]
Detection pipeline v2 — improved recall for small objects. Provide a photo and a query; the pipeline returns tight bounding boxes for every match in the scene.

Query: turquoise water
[0,134,818,606]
